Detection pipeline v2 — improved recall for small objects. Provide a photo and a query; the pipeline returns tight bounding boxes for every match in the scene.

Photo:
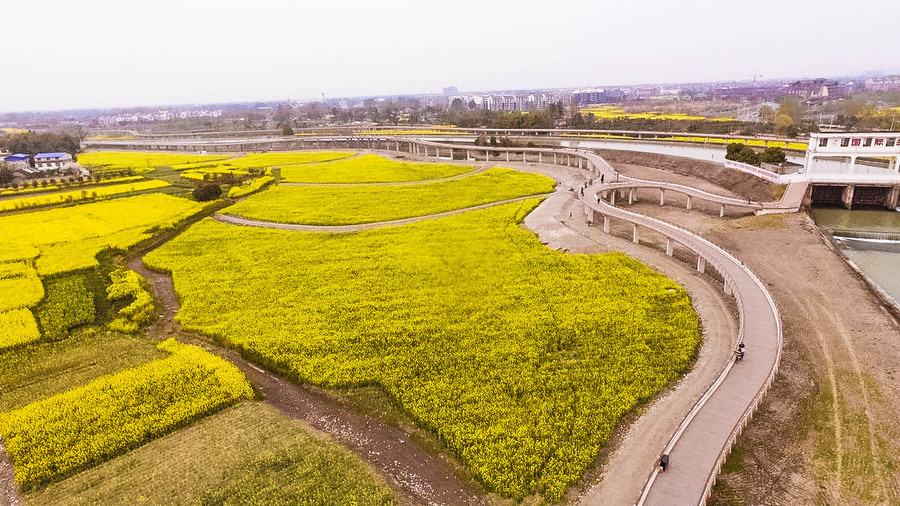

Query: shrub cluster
[193,182,222,202]
[726,142,786,167]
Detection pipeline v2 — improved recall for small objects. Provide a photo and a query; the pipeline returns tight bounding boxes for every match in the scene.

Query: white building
[33,152,75,172]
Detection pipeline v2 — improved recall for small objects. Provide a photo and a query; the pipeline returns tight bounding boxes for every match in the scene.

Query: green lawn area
[146,200,701,500]
[28,402,396,505]
[227,167,555,225]
[278,154,474,183]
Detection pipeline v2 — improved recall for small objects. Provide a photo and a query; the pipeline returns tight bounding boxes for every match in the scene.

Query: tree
[725,142,761,166]
[468,100,477,110]
[571,113,585,128]
[193,182,222,202]
[282,125,295,136]
[759,105,776,122]
[774,113,795,136]
[777,96,802,123]
[0,162,12,185]
[759,146,786,165]
[450,98,464,112]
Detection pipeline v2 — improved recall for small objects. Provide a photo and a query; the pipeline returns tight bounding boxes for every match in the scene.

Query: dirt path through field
[215,193,553,232]
[127,256,483,506]
[0,439,23,506]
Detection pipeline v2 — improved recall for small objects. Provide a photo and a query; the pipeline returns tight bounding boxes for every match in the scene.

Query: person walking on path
[600,173,605,184]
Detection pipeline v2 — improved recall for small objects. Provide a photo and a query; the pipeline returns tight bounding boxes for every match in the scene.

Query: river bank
[811,208,900,309]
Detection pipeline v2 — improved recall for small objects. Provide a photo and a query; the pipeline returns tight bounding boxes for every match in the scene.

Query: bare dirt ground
[598,150,782,203]
[127,256,485,506]
[0,440,22,506]
[606,161,900,504]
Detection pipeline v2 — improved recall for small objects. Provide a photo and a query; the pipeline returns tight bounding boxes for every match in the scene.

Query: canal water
[811,208,900,306]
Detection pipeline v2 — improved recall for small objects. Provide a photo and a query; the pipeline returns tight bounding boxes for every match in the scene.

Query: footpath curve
[209,139,783,504]
[214,194,552,233]
[579,151,783,505]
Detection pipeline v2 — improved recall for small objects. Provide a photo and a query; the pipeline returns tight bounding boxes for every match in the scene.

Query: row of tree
[0,132,81,158]
[725,142,786,167]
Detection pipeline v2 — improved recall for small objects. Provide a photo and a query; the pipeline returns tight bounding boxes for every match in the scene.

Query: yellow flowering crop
[0,261,43,312]
[106,269,155,333]
[78,152,232,174]
[0,308,41,351]
[279,154,472,183]
[0,194,208,276]
[228,168,554,225]
[0,338,254,490]
[147,201,700,500]
[227,176,275,198]
[0,180,170,213]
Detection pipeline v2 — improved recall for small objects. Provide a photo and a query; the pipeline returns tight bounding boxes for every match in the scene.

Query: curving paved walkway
[214,193,553,233]
[91,137,784,504]
[578,151,783,505]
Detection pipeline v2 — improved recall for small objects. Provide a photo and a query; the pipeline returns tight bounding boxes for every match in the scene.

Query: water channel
[810,208,900,306]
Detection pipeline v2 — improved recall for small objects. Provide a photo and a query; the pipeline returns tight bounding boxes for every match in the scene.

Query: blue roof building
[4,153,30,163]
[34,152,72,161]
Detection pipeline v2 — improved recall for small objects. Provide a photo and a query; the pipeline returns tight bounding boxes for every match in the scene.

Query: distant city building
[573,88,624,105]
[34,152,74,171]
[785,78,841,99]
[443,86,459,96]
[865,75,900,92]
[633,87,660,100]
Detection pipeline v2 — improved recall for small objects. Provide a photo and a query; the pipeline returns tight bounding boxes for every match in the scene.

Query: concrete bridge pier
[696,256,706,274]
[553,153,557,165]
[686,196,693,210]
[610,191,616,206]
[538,152,543,164]
[720,204,726,217]
[660,189,665,206]
[628,188,635,205]
[632,224,640,244]
[506,152,510,162]
[887,186,900,209]
[603,215,610,233]
[665,238,674,256]
[842,185,855,209]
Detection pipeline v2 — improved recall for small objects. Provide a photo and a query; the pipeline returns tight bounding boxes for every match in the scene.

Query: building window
[819,138,828,147]
[887,138,896,147]
[864,138,873,147]
[841,138,850,147]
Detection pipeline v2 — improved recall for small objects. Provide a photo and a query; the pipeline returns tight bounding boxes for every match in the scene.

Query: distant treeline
[438,108,792,136]
[0,132,82,157]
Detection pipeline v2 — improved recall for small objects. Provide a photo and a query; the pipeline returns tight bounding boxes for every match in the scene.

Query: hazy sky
[3,0,897,113]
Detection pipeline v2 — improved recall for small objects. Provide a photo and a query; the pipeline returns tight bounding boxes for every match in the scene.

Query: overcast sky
[2,0,897,113]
